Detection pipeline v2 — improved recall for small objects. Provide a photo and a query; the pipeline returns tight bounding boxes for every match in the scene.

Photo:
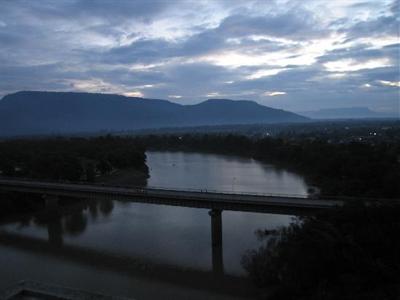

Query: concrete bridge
[0,178,343,213]
[0,178,345,276]
[1,178,398,282]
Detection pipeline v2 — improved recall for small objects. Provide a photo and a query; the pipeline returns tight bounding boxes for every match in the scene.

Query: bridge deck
[0,179,344,213]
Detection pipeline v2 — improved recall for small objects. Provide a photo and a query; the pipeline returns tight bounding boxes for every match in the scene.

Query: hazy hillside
[300,107,399,119]
[0,91,309,136]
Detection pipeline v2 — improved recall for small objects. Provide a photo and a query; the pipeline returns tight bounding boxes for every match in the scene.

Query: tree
[97,158,112,175]
[85,162,96,182]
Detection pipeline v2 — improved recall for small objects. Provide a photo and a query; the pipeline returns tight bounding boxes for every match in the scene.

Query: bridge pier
[209,209,224,275]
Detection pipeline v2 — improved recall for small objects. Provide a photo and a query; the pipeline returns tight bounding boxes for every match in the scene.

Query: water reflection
[0,151,305,297]
[0,151,305,276]
[146,151,309,196]
[1,198,293,277]
[209,209,224,275]
[12,199,115,248]
[47,215,63,247]
[64,211,88,237]
[8,199,228,277]
[99,199,114,216]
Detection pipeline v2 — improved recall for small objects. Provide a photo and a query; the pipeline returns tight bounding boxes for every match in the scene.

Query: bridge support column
[209,209,224,275]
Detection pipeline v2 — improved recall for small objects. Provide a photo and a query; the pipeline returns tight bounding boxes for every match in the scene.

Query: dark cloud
[104,39,174,64]
[390,0,400,14]
[0,0,398,113]
[317,43,399,63]
[2,0,171,23]
[339,1,399,40]
[216,11,327,40]
[99,11,308,65]
[343,15,399,39]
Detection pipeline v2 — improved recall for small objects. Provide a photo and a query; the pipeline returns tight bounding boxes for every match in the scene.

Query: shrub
[242,205,400,299]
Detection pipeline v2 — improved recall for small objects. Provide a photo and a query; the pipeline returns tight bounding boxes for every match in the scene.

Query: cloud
[323,58,393,72]
[343,15,399,40]
[263,91,287,97]
[215,10,328,40]
[0,0,399,114]
[245,68,288,80]
[379,80,400,87]
[68,78,134,95]
[124,91,144,97]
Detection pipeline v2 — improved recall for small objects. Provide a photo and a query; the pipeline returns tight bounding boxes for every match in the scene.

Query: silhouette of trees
[0,136,148,182]
[0,192,43,217]
[242,205,400,299]
[1,133,398,197]
[85,162,96,182]
[31,152,83,181]
[96,158,112,175]
[64,211,88,236]
[99,199,114,216]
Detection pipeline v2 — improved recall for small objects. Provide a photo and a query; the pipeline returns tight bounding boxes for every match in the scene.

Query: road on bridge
[0,178,345,214]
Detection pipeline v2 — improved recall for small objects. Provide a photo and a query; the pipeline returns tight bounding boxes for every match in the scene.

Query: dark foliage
[0,192,44,217]
[242,205,400,300]
[0,135,148,182]
[1,133,398,198]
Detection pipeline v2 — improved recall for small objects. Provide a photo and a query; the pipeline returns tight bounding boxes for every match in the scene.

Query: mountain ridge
[0,91,309,136]
[299,107,399,119]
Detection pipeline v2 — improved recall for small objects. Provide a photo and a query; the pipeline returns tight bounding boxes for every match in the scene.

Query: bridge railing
[0,176,398,203]
[0,175,309,198]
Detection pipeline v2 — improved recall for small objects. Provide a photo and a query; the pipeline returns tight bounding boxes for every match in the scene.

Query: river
[0,151,309,299]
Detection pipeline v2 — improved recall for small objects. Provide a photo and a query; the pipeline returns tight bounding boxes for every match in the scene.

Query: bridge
[0,178,371,276]
[1,178,399,286]
[0,178,343,213]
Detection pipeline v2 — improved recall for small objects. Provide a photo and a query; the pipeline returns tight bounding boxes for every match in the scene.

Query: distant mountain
[0,91,308,136]
[300,107,399,119]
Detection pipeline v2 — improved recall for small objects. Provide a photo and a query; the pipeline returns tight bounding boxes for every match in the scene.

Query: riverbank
[0,243,258,300]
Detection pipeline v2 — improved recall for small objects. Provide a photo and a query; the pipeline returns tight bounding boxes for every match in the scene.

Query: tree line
[1,133,398,198]
[0,135,148,182]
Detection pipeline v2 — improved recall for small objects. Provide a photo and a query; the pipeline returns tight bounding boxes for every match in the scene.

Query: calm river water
[0,151,309,299]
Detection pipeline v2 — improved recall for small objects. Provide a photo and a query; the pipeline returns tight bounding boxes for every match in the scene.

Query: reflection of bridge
[0,230,253,297]
[0,178,344,276]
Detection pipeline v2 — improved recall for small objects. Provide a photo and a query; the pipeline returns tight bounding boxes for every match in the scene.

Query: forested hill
[0,91,308,136]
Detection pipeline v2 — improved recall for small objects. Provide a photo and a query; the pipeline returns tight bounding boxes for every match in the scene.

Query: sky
[0,0,399,113]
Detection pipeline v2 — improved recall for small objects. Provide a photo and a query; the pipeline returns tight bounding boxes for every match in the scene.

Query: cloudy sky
[0,0,399,113]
